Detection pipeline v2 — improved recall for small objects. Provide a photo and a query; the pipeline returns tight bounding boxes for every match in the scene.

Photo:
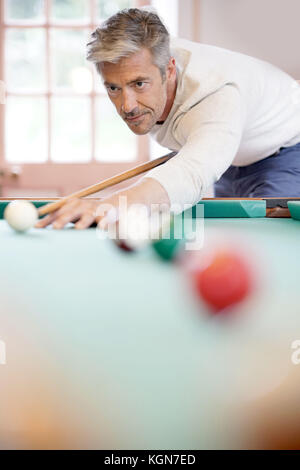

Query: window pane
[5,29,46,91]
[51,97,91,163]
[97,0,132,20]
[5,0,44,21]
[95,97,136,162]
[94,68,106,94]
[6,97,47,163]
[50,29,91,91]
[51,0,90,22]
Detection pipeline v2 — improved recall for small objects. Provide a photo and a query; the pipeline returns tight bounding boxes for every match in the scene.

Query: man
[36,8,300,230]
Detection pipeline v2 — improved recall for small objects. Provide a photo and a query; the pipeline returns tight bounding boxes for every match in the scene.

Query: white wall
[195,0,300,78]
[152,0,178,36]
[178,0,197,41]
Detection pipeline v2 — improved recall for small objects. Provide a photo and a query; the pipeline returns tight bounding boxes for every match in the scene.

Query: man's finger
[35,212,58,228]
[52,210,83,229]
[74,212,96,230]
[96,206,119,230]
[35,199,80,228]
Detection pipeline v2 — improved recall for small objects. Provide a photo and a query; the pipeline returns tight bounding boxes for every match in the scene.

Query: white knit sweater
[144,37,300,208]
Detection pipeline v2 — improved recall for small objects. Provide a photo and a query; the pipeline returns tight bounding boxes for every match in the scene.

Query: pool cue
[38,151,177,217]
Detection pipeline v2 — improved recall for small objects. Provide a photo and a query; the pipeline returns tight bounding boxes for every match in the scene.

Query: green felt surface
[288,201,300,221]
[0,218,300,449]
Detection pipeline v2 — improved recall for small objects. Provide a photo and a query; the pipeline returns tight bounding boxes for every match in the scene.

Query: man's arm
[143,83,245,210]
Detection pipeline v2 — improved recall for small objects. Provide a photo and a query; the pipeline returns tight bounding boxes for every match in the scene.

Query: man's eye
[136,82,145,89]
[107,86,118,93]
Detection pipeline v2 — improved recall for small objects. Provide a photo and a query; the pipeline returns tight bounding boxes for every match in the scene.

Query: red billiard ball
[113,238,135,252]
[112,206,152,253]
[188,249,252,312]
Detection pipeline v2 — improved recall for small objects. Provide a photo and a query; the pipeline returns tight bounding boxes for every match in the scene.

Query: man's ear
[167,57,176,80]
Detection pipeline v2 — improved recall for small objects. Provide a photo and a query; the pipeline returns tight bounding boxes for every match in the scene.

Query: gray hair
[86,8,171,79]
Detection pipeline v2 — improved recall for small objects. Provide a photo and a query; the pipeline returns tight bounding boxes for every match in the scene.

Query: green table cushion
[189,200,266,218]
[288,201,300,221]
[0,201,53,219]
[0,199,267,221]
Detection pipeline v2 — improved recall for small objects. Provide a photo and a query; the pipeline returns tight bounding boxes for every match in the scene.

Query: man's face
[99,48,174,135]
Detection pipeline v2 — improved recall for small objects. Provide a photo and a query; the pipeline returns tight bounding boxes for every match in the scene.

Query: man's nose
[121,89,138,114]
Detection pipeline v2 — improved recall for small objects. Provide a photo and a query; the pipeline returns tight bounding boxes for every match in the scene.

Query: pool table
[0,198,300,450]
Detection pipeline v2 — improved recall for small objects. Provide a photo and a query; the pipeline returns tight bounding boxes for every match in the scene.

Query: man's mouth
[125,113,146,123]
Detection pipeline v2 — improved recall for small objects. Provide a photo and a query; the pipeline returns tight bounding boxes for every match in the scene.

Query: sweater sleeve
[143,83,245,211]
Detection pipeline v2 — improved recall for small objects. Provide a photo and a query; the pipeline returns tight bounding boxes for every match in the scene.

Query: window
[0,0,179,196]
[2,0,138,165]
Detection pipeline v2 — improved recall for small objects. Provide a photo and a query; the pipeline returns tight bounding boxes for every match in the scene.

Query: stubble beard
[125,111,157,135]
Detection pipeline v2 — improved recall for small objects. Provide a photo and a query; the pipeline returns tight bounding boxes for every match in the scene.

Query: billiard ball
[4,200,38,232]
[186,248,253,312]
[113,238,135,253]
[151,216,183,261]
[113,230,148,253]
[150,212,185,261]
[112,205,151,253]
[152,237,182,261]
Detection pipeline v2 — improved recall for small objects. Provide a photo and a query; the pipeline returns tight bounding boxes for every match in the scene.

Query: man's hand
[35,178,170,230]
[35,198,104,229]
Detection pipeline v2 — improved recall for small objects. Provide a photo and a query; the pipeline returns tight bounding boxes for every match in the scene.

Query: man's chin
[125,122,152,135]
[124,114,156,135]
[128,126,152,135]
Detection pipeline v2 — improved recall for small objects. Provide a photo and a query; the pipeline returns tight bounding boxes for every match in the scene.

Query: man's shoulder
[170,37,241,110]
[170,36,295,82]
[170,36,295,104]
[171,37,248,91]
[170,36,247,59]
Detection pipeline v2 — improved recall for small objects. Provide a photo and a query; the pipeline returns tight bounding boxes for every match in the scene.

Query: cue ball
[4,200,38,232]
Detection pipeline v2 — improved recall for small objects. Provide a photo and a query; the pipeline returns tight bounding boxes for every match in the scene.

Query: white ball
[4,200,38,232]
